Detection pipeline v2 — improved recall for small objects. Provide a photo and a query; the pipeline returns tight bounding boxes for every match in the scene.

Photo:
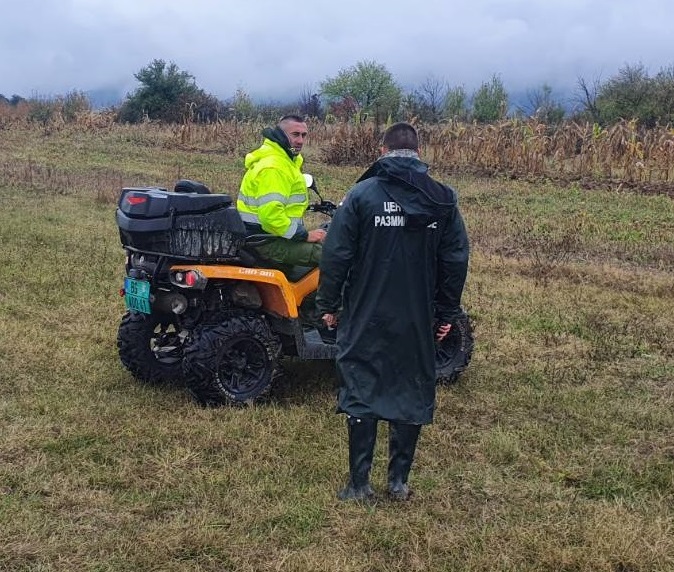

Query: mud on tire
[183,315,282,406]
[435,310,474,385]
[117,311,185,385]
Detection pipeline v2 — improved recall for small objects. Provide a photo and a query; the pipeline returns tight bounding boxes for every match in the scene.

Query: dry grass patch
[1,125,673,571]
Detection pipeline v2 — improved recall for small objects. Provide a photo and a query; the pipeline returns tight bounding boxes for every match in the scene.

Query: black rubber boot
[387,422,421,501]
[337,417,378,501]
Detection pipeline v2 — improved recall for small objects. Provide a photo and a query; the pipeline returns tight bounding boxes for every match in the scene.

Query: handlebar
[307,200,337,217]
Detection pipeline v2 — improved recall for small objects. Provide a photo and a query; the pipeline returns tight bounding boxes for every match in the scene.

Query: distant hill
[508,88,576,116]
[86,87,123,110]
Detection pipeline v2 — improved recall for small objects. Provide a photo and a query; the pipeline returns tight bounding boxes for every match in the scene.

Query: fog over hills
[2,0,671,113]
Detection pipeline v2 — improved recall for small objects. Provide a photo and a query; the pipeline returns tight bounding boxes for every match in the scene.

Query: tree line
[2,58,674,128]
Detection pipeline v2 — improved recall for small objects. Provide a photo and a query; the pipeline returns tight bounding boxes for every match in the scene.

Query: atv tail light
[170,269,207,289]
[126,195,147,205]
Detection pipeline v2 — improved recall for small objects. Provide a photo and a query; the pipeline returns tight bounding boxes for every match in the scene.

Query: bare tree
[298,85,322,119]
[415,74,448,122]
[574,76,602,123]
[519,83,565,124]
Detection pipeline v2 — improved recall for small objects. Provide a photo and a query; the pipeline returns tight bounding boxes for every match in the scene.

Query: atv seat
[174,179,211,194]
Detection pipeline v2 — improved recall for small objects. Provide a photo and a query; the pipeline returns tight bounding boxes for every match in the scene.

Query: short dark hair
[279,114,306,125]
[382,122,419,151]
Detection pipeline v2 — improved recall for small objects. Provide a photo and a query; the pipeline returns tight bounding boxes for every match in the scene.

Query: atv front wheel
[183,315,282,406]
[435,310,474,385]
[117,311,185,385]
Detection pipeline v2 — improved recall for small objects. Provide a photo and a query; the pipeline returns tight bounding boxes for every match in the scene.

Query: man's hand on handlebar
[307,229,327,243]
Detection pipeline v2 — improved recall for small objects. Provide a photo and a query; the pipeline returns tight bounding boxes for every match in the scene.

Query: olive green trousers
[253,237,322,268]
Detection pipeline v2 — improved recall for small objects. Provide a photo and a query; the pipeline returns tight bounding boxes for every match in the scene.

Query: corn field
[1,108,673,194]
[418,119,674,186]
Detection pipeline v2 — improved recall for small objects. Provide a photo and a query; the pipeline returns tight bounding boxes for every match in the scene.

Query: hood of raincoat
[356,155,457,229]
[261,126,297,160]
[243,131,304,172]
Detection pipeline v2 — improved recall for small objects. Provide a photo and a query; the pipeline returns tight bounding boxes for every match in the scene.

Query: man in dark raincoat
[316,122,469,501]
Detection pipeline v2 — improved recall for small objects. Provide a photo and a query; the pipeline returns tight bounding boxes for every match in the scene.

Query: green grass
[0,124,673,571]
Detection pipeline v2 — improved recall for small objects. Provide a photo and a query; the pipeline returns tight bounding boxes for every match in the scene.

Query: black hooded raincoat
[316,155,469,424]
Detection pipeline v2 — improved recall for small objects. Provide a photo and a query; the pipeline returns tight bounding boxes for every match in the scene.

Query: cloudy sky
[1,0,672,105]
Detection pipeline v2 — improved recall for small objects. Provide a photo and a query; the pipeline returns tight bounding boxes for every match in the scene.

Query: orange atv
[115,178,473,406]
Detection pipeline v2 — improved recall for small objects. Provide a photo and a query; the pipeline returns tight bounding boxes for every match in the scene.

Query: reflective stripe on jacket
[237,139,308,239]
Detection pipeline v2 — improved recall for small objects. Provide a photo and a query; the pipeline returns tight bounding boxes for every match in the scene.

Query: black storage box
[116,186,246,260]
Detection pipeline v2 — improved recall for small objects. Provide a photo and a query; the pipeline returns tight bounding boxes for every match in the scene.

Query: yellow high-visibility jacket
[237,138,309,240]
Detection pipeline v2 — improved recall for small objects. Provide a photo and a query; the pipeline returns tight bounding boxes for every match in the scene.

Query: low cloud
[1,0,672,102]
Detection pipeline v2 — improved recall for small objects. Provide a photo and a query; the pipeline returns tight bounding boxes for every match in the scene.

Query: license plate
[124,277,151,314]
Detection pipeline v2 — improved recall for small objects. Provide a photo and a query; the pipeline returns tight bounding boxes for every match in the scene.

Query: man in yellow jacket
[237,115,326,267]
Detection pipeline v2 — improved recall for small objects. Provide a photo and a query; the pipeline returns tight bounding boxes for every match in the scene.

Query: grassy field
[1,124,673,571]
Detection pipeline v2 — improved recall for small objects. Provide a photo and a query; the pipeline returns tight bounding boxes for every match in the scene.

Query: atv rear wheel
[435,310,474,385]
[117,311,185,385]
[183,315,282,406]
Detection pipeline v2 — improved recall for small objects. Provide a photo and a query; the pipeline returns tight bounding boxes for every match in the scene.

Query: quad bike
[115,177,473,406]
